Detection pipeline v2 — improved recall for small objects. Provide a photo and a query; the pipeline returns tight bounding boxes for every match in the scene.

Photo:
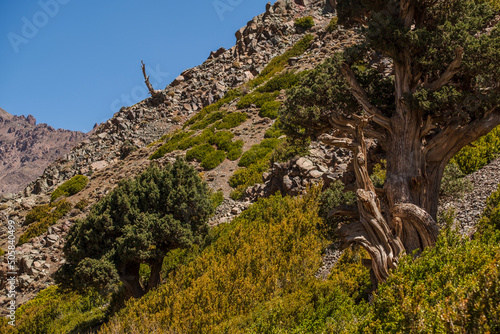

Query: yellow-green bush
[370,160,386,188]
[215,112,248,130]
[100,189,370,334]
[248,34,314,88]
[256,71,302,93]
[18,200,72,245]
[259,101,282,119]
[326,17,339,33]
[11,286,108,334]
[237,91,280,109]
[150,130,194,159]
[184,89,242,128]
[186,143,215,162]
[50,175,88,203]
[366,226,500,333]
[477,183,500,241]
[451,125,500,174]
[201,150,226,170]
[238,138,281,167]
[294,16,315,30]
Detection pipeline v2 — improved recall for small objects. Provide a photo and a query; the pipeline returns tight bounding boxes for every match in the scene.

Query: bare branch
[319,134,357,150]
[340,63,392,131]
[424,47,464,92]
[141,60,163,99]
[327,205,359,219]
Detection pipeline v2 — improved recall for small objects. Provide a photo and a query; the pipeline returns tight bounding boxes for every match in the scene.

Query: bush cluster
[248,34,314,88]
[183,89,242,128]
[451,125,500,174]
[294,16,315,30]
[50,175,88,203]
[326,17,339,33]
[256,71,302,93]
[236,91,280,109]
[259,101,282,119]
[18,200,73,245]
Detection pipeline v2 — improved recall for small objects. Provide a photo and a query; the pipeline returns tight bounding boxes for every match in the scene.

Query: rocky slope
[0,108,88,196]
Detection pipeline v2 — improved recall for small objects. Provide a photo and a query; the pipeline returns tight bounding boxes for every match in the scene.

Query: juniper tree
[282,0,500,282]
[57,158,213,298]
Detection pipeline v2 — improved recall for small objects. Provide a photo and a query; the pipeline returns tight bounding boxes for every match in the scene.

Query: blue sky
[0,0,272,132]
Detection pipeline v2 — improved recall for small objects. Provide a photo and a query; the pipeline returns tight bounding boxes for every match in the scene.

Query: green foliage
[11,286,108,334]
[256,71,301,93]
[211,190,224,210]
[370,159,386,188]
[186,143,215,162]
[366,227,500,333]
[440,162,473,199]
[57,159,213,297]
[264,120,284,139]
[294,16,315,30]
[100,189,372,334]
[74,198,89,211]
[477,183,500,241]
[215,112,248,130]
[150,130,194,160]
[18,200,72,246]
[201,150,226,170]
[208,130,235,151]
[183,89,242,128]
[248,34,314,88]
[238,138,281,168]
[451,126,500,174]
[0,248,4,256]
[227,146,243,161]
[259,101,282,119]
[50,175,88,203]
[230,160,270,200]
[237,91,280,109]
[270,137,311,163]
[190,111,224,130]
[326,17,339,33]
[318,181,356,240]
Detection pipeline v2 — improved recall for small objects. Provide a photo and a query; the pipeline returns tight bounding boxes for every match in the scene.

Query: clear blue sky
[0,0,272,132]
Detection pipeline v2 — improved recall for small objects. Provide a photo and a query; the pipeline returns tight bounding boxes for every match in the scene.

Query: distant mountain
[0,108,88,196]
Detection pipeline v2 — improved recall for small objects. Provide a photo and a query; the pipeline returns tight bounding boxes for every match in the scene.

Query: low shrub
[256,71,301,93]
[238,138,281,168]
[215,112,248,130]
[248,34,314,88]
[259,101,282,119]
[227,147,243,161]
[451,125,500,174]
[270,137,310,163]
[264,120,285,139]
[201,150,226,170]
[294,16,315,30]
[326,17,339,33]
[211,190,224,210]
[237,91,280,110]
[190,111,224,130]
[150,131,194,160]
[186,144,215,162]
[477,183,500,241]
[18,200,73,245]
[51,175,88,203]
[229,160,270,200]
[184,89,242,128]
[440,162,473,199]
[74,199,89,211]
[209,131,235,151]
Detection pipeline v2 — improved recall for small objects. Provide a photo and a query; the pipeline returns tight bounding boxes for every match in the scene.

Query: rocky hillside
[0,108,87,196]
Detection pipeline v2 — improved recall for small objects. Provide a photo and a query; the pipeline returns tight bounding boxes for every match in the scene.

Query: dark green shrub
[51,175,88,203]
[215,112,248,130]
[201,150,226,170]
[18,200,73,245]
[186,144,215,162]
[264,120,284,139]
[294,16,315,30]
[326,17,339,33]
[57,159,213,298]
[237,91,280,109]
[259,101,282,119]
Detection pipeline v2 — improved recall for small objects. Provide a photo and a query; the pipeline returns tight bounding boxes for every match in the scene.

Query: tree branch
[392,203,439,249]
[424,47,464,92]
[141,60,163,99]
[340,63,392,131]
[319,134,357,150]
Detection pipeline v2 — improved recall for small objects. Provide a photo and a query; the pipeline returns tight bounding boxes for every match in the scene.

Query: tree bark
[146,259,163,292]
[120,262,145,299]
